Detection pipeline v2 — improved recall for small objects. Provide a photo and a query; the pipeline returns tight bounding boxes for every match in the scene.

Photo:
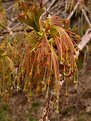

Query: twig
[0,23,12,35]
[67,0,81,20]
[83,45,89,73]
[41,0,57,19]
[0,27,32,37]
[82,8,91,28]
[8,17,18,27]
[11,22,21,30]
[0,23,6,29]
[6,5,13,12]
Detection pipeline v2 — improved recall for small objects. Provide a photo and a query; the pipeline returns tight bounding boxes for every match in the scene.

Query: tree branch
[76,28,91,56]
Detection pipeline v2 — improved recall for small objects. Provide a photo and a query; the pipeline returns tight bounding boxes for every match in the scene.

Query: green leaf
[18,2,43,31]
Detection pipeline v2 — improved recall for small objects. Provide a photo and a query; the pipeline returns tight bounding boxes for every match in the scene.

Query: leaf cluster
[0,1,79,111]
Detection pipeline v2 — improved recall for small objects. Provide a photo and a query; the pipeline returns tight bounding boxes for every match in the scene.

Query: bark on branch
[77,28,91,56]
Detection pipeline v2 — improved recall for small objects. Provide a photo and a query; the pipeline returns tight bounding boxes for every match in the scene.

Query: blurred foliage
[0,6,7,31]
[31,100,40,108]
[66,0,91,35]
[0,102,11,121]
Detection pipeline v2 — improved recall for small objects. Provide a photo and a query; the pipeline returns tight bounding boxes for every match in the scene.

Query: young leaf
[18,2,44,31]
